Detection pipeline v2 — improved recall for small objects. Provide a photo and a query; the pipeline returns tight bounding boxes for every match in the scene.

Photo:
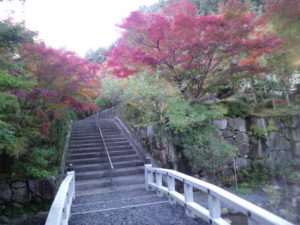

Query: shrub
[249,125,267,140]
[226,100,251,118]
[238,159,272,187]
[216,85,234,99]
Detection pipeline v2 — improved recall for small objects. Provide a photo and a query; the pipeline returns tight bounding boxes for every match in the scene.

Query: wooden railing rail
[45,170,75,225]
[144,164,294,225]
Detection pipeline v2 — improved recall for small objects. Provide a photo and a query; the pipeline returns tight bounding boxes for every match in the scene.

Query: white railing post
[68,171,75,200]
[184,180,195,217]
[156,172,163,197]
[167,174,176,204]
[208,192,221,219]
[144,159,152,191]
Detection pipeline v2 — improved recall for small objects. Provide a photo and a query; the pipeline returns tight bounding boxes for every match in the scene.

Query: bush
[238,159,272,187]
[95,97,113,109]
[249,125,267,140]
[226,100,251,118]
[216,85,234,99]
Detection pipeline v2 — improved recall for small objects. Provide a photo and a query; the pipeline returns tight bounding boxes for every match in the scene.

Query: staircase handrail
[45,171,75,225]
[96,113,114,187]
[144,164,294,225]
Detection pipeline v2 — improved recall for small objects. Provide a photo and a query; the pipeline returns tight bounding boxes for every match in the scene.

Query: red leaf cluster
[107,0,282,97]
[18,42,100,114]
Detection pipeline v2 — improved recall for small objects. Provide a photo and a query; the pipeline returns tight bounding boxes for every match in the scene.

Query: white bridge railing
[145,164,293,225]
[45,171,75,225]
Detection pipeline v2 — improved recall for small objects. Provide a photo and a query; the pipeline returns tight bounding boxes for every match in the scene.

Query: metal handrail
[96,113,113,186]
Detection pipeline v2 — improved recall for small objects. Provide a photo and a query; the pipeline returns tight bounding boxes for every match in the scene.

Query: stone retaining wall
[0,177,56,209]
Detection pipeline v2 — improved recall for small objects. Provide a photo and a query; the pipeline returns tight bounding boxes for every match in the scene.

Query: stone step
[102,138,127,143]
[69,144,133,154]
[69,140,102,145]
[104,141,130,147]
[70,134,100,138]
[100,128,120,132]
[75,166,144,180]
[71,129,99,136]
[75,184,146,197]
[106,145,133,151]
[102,135,126,140]
[75,174,145,191]
[69,143,103,150]
[74,160,144,173]
[69,147,104,154]
[72,194,162,214]
[68,155,140,166]
[70,136,101,141]
[69,150,136,160]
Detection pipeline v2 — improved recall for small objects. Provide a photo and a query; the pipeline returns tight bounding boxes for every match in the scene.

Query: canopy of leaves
[107,0,281,99]
[265,0,300,71]
[0,20,35,49]
[19,42,100,116]
[0,21,101,180]
[85,47,109,64]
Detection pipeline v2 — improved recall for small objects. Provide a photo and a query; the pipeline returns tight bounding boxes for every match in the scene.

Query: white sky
[0,0,159,56]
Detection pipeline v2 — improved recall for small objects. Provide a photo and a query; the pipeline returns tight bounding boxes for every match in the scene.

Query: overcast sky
[0,0,159,56]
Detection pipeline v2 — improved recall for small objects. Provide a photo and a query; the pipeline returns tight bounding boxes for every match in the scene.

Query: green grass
[235,188,253,195]
[251,105,300,117]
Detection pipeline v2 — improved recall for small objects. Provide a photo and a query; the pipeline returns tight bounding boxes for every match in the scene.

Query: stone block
[226,137,238,146]
[12,187,31,203]
[234,158,250,172]
[293,142,300,157]
[291,129,300,142]
[28,177,56,200]
[238,143,250,156]
[213,119,228,130]
[11,181,26,188]
[223,130,235,138]
[249,140,268,159]
[0,181,11,201]
[296,196,300,223]
[235,133,249,144]
[146,125,155,138]
[288,183,300,196]
[228,118,246,132]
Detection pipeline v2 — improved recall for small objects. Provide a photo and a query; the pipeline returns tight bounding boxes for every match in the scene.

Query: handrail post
[167,174,176,204]
[67,164,75,200]
[208,192,221,219]
[155,171,163,197]
[144,158,152,191]
[184,180,195,218]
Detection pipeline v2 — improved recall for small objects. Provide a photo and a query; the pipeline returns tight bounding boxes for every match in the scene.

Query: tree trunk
[250,78,258,104]
[272,97,276,110]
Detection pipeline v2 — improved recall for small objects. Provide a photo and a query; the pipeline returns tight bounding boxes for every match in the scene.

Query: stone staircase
[67,115,207,225]
[67,116,144,196]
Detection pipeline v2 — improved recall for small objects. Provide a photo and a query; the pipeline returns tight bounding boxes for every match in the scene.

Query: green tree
[265,0,300,106]
[85,47,109,64]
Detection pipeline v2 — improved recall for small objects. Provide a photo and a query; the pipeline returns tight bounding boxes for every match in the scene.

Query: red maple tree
[17,42,100,118]
[107,0,281,98]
